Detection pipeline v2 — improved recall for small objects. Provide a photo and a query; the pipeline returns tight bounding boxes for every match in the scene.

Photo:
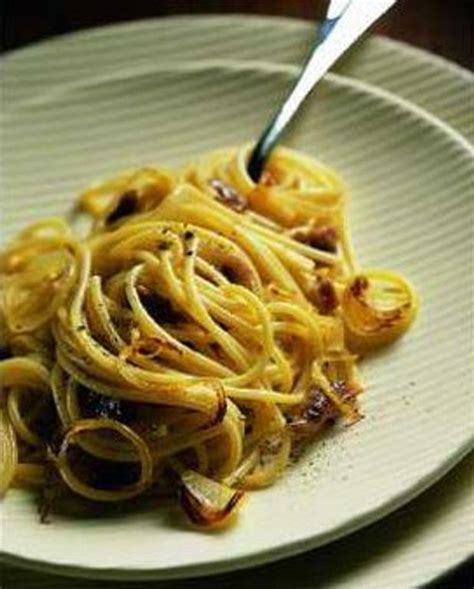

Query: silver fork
[247,0,398,182]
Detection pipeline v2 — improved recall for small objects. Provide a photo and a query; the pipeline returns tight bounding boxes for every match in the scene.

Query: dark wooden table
[1,0,473,69]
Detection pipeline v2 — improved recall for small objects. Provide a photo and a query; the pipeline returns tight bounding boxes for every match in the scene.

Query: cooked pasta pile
[0,145,417,526]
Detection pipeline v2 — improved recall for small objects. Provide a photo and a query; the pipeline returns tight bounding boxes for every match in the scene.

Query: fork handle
[247,0,397,182]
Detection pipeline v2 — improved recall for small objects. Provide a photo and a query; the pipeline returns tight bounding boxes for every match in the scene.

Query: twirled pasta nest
[0,146,417,527]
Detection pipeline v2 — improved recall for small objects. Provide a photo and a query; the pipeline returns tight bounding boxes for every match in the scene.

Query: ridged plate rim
[0,59,472,580]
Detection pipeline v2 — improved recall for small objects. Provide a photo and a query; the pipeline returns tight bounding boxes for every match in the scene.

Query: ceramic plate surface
[3,15,472,142]
[0,57,473,580]
[3,453,473,589]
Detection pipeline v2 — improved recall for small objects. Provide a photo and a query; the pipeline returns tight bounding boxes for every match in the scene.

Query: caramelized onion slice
[342,270,417,350]
[0,408,18,496]
[80,168,175,220]
[241,430,291,489]
[56,418,153,502]
[4,247,75,334]
[287,385,336,437]
[179,468,245,527]
[13,463,46,487]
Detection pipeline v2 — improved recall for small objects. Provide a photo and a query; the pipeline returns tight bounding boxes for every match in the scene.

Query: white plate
[1,60,473,579]
[2,16,473,586]
[3,453,472,589]
[3,15,473,142]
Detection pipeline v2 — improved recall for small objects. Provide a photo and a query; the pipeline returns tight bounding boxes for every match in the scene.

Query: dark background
[1,0,473,68]
[1,1,472,587]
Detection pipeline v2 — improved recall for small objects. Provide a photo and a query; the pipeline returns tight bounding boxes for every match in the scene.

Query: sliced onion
[179,468,245,527]
[80,168,175,221]
[13,463,46,487]
[56,418,153,502]
[342,270,417,351]
[241,430,291,489]
[287,385,336,438]
[0,407,18,496]
[222,448,260,487]
[4,247,75,334]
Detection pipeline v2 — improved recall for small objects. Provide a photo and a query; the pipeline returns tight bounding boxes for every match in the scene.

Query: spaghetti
[0,145,417,526]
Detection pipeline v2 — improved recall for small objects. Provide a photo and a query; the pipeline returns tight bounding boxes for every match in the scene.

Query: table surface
[1,0,473,70]
[1,2,473,588]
